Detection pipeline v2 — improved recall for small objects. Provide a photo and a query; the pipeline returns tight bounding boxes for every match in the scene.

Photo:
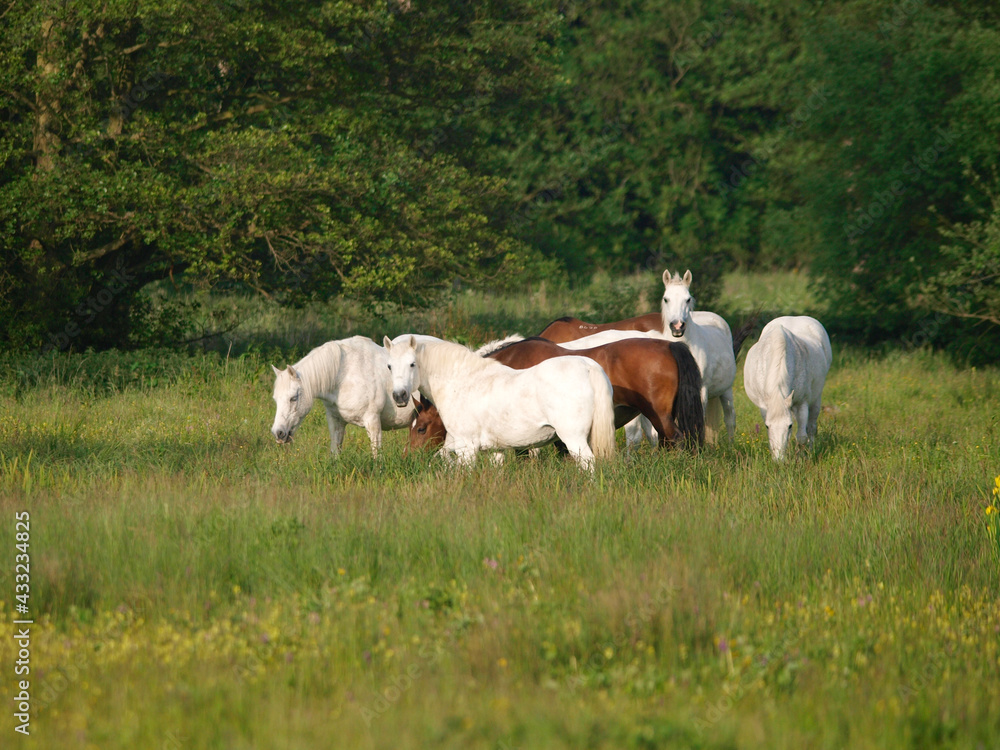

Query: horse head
[661,269,695,338]
[383,335,420,408]
[765,391,795,460]
[406,395,447,453]
[271,364,308,444]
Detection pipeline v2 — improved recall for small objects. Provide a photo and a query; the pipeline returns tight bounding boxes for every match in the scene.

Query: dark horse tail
[731,309,761,360]
[668,342,705,449]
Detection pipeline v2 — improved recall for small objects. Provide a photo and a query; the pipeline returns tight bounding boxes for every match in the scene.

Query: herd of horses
[270,270,833,468]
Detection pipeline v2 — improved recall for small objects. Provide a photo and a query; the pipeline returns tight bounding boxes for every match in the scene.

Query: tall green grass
[0,274,998,749]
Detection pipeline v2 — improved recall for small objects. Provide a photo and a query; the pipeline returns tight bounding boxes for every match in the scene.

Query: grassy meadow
[1,272,999,749]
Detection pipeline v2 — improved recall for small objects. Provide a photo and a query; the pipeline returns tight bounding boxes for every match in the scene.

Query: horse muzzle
[273,428,294,445]
[392,389,411,408]
[669,321,686,337]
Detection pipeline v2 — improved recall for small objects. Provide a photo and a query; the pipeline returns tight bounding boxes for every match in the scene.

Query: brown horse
[407,336,704,453]
[537,312,757,361]
[536,313,661,344]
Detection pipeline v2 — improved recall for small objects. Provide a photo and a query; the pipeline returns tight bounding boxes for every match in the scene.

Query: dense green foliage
[2,1,998,355]
[0,0,559,349]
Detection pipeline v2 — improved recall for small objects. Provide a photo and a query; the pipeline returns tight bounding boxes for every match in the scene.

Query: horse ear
[383,336,393,351]
[271,364,281,377]
[661,269,671,285]
[288,365,300,380]
[407,334,416,349]
[785,391,794,407]
[683,270,693,287]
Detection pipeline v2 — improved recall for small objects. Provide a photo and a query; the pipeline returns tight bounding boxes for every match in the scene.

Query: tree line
[1,0,997,359]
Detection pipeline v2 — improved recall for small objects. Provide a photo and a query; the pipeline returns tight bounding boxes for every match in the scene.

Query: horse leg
[563,439,595,471]
[643,417,658,444]
[704,394,721,445]
[323,406,346,457]
[625,416,657,449]
[649,410,679,449]
[624,417,644,450]
[362,413,383,457]
[721,388,736,442]
[795,402,811,447]
[448,436,477,466]
[552,421,595,470]
[807,397,823,443]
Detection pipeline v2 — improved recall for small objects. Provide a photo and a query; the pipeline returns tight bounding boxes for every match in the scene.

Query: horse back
[753,319,830,404]
[763,317,831,372]
[488,337,564,368]
[537,312,661,343]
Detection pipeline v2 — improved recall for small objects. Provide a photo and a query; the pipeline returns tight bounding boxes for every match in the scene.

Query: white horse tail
[587,366,617,460]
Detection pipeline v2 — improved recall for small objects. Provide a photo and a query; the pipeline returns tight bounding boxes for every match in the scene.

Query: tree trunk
[33,18,62,172]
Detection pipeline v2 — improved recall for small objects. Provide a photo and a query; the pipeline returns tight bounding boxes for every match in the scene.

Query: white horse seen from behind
[384,335,616,470]
[270,335,417,456]
[743,316,832,460]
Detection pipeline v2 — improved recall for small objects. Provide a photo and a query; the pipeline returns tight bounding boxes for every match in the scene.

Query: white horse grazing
[383,335,616,470]
[270,336,416,456]
[743,316,832,460]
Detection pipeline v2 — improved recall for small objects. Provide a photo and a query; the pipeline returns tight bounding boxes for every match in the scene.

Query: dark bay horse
[407,336,704,452]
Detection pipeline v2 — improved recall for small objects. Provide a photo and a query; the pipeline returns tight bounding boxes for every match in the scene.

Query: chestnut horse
[408,336,704,452]
[537,312,661,344]
[536,270,757,444]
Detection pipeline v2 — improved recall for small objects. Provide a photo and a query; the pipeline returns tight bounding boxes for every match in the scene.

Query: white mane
[419,339,509,376]
[475,334,525,357]
[286,339,348,398]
